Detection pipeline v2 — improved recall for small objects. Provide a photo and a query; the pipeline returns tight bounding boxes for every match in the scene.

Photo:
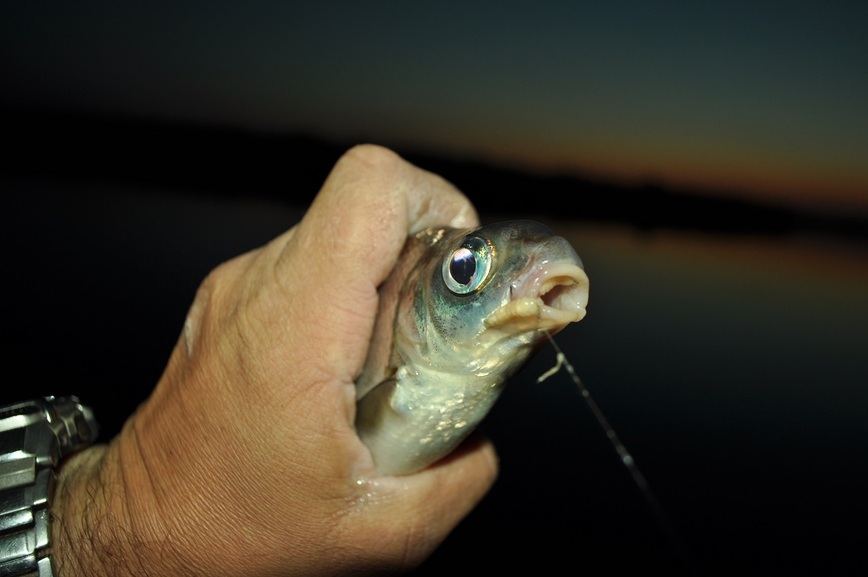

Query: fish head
[356,219,589,475]
[406,219,589,380]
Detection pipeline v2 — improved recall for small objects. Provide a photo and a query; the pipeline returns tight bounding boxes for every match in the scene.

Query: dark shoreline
[4,105,867,243]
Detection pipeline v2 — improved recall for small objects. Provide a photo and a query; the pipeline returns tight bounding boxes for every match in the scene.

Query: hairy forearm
[51,443,165,577]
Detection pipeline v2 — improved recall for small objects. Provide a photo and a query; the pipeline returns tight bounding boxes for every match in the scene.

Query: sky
[2,1,867,212]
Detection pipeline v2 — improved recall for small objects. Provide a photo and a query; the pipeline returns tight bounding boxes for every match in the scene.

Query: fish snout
[484,261,589,332]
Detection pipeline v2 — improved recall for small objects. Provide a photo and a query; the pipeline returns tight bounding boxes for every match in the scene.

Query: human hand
[51,145,498,576]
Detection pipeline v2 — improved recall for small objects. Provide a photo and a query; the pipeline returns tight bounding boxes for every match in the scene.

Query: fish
[355,219,590,475]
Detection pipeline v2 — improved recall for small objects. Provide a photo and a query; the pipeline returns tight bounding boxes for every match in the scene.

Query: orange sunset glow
[2,2,865,214]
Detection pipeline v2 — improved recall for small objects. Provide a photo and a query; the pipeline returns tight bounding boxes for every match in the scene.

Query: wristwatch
[0,397,98,577]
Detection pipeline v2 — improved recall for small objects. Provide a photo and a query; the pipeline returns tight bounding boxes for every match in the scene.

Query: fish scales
[356,220,589,475]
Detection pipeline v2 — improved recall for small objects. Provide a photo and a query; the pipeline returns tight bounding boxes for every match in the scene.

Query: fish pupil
[450,248,476,286]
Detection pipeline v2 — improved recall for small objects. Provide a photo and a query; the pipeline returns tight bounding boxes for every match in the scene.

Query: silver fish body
[356,220,589,475]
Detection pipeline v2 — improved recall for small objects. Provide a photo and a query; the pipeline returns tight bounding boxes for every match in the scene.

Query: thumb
[346,433,499,569]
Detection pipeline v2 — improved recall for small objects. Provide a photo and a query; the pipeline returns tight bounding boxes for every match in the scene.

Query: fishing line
[539,331,696,573]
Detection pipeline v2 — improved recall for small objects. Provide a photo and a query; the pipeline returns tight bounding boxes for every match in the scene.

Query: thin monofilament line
[540,331,696,573]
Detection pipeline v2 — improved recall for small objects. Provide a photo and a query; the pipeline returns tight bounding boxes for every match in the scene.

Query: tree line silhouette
[5,106,866,242]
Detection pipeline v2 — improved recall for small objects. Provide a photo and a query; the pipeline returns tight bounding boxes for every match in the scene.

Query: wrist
[50,439,175,577]
[50,446,113,577]
[50,416,224,577]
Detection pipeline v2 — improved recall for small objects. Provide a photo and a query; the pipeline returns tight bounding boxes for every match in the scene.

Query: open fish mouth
[483,263,589,332]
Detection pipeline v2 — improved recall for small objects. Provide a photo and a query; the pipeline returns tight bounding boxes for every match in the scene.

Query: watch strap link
[0,397,98,577]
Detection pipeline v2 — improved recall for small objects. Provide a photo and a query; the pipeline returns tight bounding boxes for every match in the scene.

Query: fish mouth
[483,263,589,332]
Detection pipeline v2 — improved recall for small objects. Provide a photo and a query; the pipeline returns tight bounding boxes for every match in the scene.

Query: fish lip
[483,262,589,331]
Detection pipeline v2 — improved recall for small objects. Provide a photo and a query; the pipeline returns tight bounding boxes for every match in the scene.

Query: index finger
[276,145,479,381]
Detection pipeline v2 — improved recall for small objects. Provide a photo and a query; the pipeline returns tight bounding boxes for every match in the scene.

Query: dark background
[3,3,868,575]
[5,109,868,576]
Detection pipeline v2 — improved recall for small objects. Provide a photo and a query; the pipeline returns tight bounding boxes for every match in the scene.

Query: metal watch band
[0,397,98,577]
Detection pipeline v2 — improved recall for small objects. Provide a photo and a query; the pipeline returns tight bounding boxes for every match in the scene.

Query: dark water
[426,217,868,575]
[5,178,868,575]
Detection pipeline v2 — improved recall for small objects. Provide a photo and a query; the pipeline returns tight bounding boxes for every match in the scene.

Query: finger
[274,145,479,381]
[294,144,478,286]
[399,432,499,533]
[346,433,499,567]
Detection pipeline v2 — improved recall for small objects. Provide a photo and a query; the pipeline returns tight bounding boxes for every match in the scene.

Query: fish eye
[442,235,492,294]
